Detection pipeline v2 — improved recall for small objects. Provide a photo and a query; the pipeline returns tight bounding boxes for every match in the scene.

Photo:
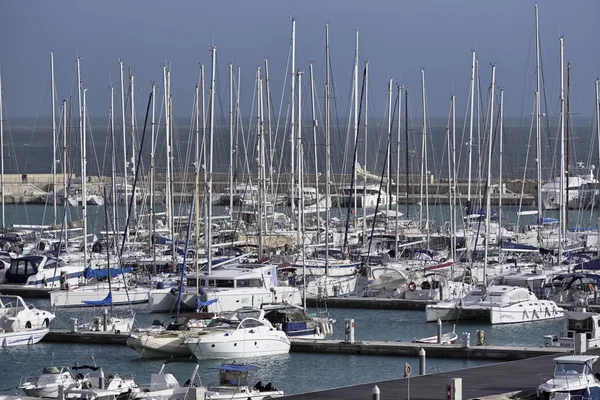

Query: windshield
[554,363,586,376]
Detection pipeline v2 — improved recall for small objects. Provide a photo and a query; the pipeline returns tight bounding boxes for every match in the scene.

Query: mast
[119,60,128,226]
[201,65,208,264]
[468,51,476,203]
[290,18,297,237]
[484,65,496,287]
[162,66,172,244]
[257,67,264,258]
[451,95,457,267]
[566,62,571,234]
[265,59,274,195]
[130,74,137,225]
[363,61,369,243]
[405,89,409,215]
[110,87,118,251]
[498,89,504,262]
[0,70,4,228]
[309,63,320,241]
[395,85,402,259]
[297,70,304,246]
[194,83,200,293]
[82,88,88,269]
[229,63,234,223]
[62,99,67,241]
[324,23,331,277]
[420,69,430,245]
[385,78,393,228]
[559,37,565,259]
[150,83,156,274]
[207,46,217,274]
[535,4,543,220]
[50,52,57,225]
[353,31,359,226]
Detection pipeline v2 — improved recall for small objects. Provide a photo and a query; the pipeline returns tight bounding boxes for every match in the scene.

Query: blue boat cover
[84,267,132,280]
[210,364,259,372]
[573,259,600,271]
[84,291,112,306]
[196,298,217,309]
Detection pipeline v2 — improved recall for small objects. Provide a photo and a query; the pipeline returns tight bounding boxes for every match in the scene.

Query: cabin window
[215,280,234,288]
[237,279,262,288]
[568,317,593,333]
[9,259,27,275]
[43,259,56,270]
[554,363,585,376]
[241,319,263,328]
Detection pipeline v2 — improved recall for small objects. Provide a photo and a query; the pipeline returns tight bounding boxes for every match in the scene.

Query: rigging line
[117,89,153,306]
[364,89,399,267]
[342,64,367,253]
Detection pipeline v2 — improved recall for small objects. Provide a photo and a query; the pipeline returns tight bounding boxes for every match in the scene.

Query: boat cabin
[538,355,600,400]
[5,256,57,284]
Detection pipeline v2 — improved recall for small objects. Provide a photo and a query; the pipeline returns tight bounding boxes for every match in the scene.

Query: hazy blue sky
[1,0,599,119]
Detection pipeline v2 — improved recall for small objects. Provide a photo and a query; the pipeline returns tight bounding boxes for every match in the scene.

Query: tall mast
[395,85,402,259]
[265,59,274,195]
[484,65,496,287]
[50,52,57,225]
[130,74,137,225]
[0,70,4,228]
[405,89,409,215]
[162,66,171,235]
[82,88,88,269]
[201,65,208,261]
[559,37,565,258]
[468,51,476,203]
[363,61,369,242]
[62,99,67,241]
[325,23,331,276]
[194,82,200,294]
[150,83,156,273]
[119,60,128,226]
[385,78,393,227]
[498,89,504,263]
[420,69,430,244]
[450,95,457,267]
[257,67,264,257]
[110,87,118,249]
[566,63,571,234]
[207,46,217,274]
[309,63,320,241]
[353,31,359,226]
[535,4,543,220]
[229,63,234,223]
[290,18,297,236]
[297,70,304,245]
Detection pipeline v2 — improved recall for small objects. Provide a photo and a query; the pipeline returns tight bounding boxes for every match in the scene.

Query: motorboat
[4,255,84,288]
[425,284,487,323]
[0,294,55,332]
[205,364,284,399]
[544,305,600,349]
[261,302,334,340]
[20,366,81,398]
[78,309,135,334]
[149,262,302,313]
[413,326,457,344]
[126,312,214,358]
[537,355,600,399]
[134,358,207,400]
[452,285,564,325]
[540,163,597,210]
[302,274,359,298]
[184,307,290,359]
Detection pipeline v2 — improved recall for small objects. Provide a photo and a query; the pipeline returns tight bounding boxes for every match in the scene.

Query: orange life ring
[589,283,595,292]
[408,282,417,292]
[404,363,412,377]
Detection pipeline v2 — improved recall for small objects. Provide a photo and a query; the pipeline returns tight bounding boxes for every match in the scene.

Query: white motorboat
[4,255,84,288]
[205,364,284,399]
[0,294,55,331]
[126,313,214,358]
[451,285,563,325]
[50,284,149,308]
[413,325,457,344]
[537,355,600,399]
[149,263,301,313]
[134,358,207,400]
[540,163,597,210]
[544,305,600,349]
[78,309,135,334]
[20,366,81,398]
[184,307,290,359]
[261,303,334,340]
[425,284,487,323]
[302,274,359,298]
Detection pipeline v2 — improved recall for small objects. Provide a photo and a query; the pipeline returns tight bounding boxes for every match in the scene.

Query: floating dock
[283,347,600,399]
[306,296,435,310]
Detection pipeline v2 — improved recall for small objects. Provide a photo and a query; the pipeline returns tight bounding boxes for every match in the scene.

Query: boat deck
[282,347,600,399]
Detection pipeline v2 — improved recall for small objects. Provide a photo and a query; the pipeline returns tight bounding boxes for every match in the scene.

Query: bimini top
[210,364,259,372]
[554,355,599,364]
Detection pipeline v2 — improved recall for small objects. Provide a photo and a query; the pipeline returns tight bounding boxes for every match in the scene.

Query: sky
[1,0,599,119]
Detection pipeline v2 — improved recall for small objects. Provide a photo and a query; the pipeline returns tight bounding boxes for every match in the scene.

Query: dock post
[448,377,462,400]
[70,318,78,333]
[575,333,587,355]
[462,332,470,348]
[372,385,380,400]
[344,319,355,344]
[57,385,64,400]
[418,347,426,375]
[437,318,442,344]
[103,308,108,332]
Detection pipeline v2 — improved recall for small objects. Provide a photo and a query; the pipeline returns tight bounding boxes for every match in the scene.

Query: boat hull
[50,287,148,308]
[0,328,48,347]
[186,334,290,359]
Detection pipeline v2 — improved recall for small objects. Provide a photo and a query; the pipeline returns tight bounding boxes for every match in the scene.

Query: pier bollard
[575,333,587,355]
[70,318,78,333]
[372,385,380,400]
[57,385,64,400]
[419,347,426,375]
[103,308,108,332]
[344,319,355,343]
[437,318,442,344]
[448,377,462,400]
[462,332,470,348]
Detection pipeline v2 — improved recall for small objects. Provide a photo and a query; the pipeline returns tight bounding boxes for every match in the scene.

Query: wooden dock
[305,296,436,310]
[282,347,600,399]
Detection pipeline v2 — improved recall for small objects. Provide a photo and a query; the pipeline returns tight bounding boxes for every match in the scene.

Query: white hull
[50,286,148,308]
[0,328,48,347]
[127,332,193,358]
[295,261,361,277]
[186,333,290,360]
[458,301,563,324]
[304,275,358,297]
